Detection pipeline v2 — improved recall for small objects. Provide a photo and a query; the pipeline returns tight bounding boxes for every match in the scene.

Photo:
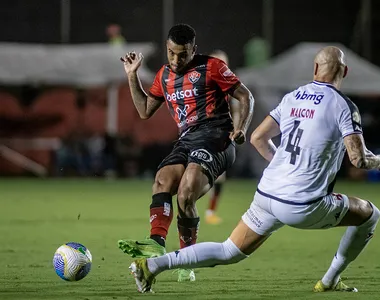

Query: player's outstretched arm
[121,52,163,119]
[250,116,281,162]
[344,134,380,169]
[230,84,255,144]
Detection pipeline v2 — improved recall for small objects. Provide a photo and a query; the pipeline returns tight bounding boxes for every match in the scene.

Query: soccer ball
[53,242,92,281]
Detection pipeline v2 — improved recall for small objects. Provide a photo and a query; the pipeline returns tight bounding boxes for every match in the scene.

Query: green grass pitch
[0,178,379,300]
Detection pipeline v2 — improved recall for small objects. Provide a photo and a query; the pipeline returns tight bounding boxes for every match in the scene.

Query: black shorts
[157,125,236,185]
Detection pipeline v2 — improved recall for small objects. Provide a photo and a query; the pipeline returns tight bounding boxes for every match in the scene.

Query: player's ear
[193,44,197,54]
[314,63,318,76]
[343,65,348,78]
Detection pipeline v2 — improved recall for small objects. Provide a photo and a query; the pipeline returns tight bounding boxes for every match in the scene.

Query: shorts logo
[176,104,189,120]
[200,163,209,172]
[246,209,263,228]
[190,149,213,162]
[188,71,201,84]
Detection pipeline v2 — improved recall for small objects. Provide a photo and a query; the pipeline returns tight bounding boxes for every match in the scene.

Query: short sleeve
[338,99,363,138]
[269,103,281,125]
[148,67,165,100]
[210,58,240,93]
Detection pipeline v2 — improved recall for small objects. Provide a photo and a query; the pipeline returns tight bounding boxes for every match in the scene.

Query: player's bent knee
[219,238,248,265]
[368,202,380,226]
[153,168,182,195]
[340,197,378,226]
[177,167,208,203]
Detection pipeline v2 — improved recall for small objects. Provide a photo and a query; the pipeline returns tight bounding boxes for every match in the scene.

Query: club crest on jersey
[188,71,201,84]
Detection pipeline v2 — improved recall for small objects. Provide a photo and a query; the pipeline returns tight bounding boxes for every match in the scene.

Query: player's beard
[171,64,183,73]
[171,63,189,74]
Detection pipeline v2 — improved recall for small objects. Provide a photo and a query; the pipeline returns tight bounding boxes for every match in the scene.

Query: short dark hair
[167,24,196,45]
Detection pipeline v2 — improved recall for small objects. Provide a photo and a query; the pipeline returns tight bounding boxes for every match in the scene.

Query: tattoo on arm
[345,134,380,169]
[128,72,162,119]
[252,138,276,163]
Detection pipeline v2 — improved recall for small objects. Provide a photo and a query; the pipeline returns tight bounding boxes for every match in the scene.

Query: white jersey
[258,81,362,204]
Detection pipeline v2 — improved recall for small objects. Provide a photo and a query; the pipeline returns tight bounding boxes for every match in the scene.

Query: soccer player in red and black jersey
[118,24,255,282]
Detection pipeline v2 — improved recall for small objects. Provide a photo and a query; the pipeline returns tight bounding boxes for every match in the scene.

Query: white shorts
[242,191,350,235]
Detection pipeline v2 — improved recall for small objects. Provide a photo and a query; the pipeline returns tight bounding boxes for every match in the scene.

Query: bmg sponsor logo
[295,90,324,105]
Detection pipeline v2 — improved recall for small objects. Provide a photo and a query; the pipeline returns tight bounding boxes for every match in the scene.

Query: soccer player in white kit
[127,46,380,293]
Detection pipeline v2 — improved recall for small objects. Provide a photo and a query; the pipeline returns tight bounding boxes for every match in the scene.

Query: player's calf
[321,198,380,288]
[149,193,173,247]
[176,163,209,248]
[177,216,200,248]
[176,191,199,248]
[150,165,184,247]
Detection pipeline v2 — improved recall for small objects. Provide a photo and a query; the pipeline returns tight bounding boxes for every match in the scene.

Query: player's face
[166,39,196,73]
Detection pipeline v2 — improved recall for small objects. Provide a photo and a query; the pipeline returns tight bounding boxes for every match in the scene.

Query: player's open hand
[120,52,144,75]
[230,130,246,145]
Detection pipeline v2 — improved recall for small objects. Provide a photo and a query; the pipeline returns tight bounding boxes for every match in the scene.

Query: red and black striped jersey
[149,55,241,134]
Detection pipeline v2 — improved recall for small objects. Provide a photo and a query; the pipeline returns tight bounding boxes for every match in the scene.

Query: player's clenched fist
[120,52,144,75]
[230,129,246,145]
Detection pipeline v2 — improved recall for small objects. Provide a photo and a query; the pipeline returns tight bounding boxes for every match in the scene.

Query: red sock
[208,182,223,211]
[177,217,200,248]
[149,193,173,247]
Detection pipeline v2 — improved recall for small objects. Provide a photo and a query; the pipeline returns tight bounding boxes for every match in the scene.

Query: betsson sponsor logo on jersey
[165,88,199,102]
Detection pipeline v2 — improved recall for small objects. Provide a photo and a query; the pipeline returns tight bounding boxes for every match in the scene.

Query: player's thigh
[188,143,236,189]
[234,193,283,255]
[241,193,284,239]
[274,193,350,230]
[177,163,210,201]
[215,172,227,184]
[153,144,188,195]
[229,220,271,255]
[153,164,185,195]
[337,195,373,226]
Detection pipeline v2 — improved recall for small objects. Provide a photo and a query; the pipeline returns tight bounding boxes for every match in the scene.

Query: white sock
[206,209,215,216]
[322,203,380,287]
[146,238,247,275]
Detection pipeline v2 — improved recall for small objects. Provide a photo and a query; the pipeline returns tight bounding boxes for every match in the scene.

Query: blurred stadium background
[0,0,379,180]
[1,1,380,299]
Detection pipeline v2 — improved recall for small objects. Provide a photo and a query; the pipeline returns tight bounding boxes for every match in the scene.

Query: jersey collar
[312,80,334,87]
